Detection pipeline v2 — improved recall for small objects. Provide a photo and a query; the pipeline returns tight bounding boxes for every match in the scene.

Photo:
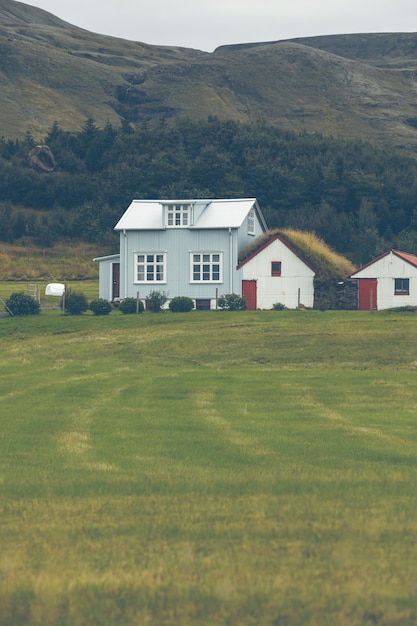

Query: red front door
[112,263,120,300]
[242,280,257,310]
[358,278,377,310]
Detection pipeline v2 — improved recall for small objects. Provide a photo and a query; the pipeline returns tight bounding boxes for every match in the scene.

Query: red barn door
[358,278,377,311]
[242,280,257,310]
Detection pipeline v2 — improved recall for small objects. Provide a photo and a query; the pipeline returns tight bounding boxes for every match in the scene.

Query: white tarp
[45,283,65,297]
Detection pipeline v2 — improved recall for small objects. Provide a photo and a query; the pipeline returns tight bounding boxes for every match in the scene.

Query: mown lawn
[1,309,417,625]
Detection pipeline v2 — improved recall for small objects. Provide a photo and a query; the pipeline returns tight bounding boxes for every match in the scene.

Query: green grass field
[1,308,417,625]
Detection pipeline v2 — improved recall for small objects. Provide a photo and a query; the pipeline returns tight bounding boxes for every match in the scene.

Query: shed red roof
[393,250,417,268]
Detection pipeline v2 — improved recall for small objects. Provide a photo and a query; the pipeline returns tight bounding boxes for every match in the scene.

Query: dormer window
[165,204,192,227]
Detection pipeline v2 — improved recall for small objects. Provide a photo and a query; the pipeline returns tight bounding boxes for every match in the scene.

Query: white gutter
[229,227,233,293]
[123,229,128,298]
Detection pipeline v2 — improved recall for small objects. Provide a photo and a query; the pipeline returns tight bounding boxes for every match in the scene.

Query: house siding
[119,227,242,302]
[237,210,265,253]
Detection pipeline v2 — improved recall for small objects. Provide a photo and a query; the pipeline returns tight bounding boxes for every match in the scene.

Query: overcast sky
[25,0,417,52]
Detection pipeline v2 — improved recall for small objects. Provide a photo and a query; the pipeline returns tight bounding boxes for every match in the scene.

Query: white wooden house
[349,249,417,310]
[95,198,316,310]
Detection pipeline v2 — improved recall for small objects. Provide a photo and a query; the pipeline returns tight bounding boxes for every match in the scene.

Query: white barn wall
[240,237,315,309]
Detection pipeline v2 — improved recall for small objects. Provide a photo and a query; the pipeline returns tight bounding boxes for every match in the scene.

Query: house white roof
[190,199,259,229]
[114,198,266,231]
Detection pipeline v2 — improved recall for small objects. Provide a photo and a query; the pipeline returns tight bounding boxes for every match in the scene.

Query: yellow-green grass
[1,309,417,625]
[0,242,105,282]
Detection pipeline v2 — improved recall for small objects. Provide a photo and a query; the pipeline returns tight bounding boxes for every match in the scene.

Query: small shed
[349,249,417,310]
[238,233,315,309]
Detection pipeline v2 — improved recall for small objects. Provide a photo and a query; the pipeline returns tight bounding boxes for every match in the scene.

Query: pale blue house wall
[119,227,244,301]
[237,211,265,255]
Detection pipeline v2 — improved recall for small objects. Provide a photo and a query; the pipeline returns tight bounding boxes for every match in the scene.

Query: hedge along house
[95,198,269,309]
[349,249,417,310]
[238,233,315,309]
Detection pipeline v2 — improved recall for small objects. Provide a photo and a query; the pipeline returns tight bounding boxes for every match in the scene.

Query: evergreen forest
[1,117,417,265]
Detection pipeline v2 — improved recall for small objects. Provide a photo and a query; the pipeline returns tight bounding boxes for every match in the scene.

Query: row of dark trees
[1,117,417,264]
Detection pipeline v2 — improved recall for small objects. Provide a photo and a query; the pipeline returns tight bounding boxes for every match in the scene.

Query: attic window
[248,209,255,235]
[394,278,409,295]
[165,204,192,227]
[271,262,282,276]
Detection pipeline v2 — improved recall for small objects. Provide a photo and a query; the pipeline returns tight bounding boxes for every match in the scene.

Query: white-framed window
[271,261,282,276]
[394,278,409,295]
[135,253,166,283]
[164,204,192,227]
[190,252,223,283]
[247,208,255,235]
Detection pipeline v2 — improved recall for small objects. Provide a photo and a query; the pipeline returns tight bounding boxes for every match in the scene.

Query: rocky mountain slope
[1,0,417,153]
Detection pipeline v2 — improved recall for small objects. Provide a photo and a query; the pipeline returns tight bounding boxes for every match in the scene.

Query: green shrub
[63,290,88,315]
[119,297,144,314]
[169,296,194,312]
[218,293,247,311]
[5,292,40,316]
[89,298,112,316]
[145,290,167,313]
[272,302,286,311]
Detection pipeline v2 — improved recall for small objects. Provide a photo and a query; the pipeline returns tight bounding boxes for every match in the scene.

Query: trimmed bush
[5,292,40,316]
[89,298,112,316]
[169,296,194,312]
[119,297,144,314]
[63,290,88,315]
[145,290,167,313]
[218,293,247,311]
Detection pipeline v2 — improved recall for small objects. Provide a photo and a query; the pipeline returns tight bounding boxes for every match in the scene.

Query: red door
[358,278,377,310]
[242,280,257,310]
[112,263,120,300]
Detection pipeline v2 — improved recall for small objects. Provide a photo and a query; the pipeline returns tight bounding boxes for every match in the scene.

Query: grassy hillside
[1,309,417,625]
[0,242,104,280]
[286,32,417,67]
[1,1,417,152]
[0,0,204,137]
